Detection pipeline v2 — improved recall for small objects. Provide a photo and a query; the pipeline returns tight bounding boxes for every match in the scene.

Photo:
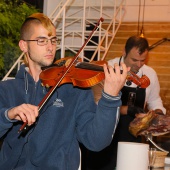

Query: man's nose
[136,61,143,67]
[46,41,54,51]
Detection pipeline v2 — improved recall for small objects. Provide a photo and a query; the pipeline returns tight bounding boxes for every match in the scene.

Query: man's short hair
[125,35,149,55]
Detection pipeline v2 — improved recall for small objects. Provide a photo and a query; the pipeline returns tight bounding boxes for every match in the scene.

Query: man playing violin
[0,13,129,170]
[83,35,166,170]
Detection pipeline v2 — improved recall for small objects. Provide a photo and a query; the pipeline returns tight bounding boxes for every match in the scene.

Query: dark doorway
[84,23,98,61]
[24,0,44,12]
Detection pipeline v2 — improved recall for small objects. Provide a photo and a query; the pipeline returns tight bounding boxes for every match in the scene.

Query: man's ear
[122,48,126,57]
[19,40,27,52]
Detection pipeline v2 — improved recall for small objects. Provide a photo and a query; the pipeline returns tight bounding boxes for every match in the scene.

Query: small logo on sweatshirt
[53,98,64,107]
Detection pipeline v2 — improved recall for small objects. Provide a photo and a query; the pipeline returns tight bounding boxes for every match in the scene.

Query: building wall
[43,0,170,22]
[124,0,170,22]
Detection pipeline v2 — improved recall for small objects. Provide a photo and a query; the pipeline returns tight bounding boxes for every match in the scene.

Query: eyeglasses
[24,37,59,46]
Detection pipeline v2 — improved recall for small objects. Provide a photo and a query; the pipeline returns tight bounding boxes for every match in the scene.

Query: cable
[137,0,141,35]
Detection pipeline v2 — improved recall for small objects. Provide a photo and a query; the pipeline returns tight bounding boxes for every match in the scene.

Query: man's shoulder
[142,64,156,74]
[108,57,120,66]
[0,79,18,88]
[141,65,157,79]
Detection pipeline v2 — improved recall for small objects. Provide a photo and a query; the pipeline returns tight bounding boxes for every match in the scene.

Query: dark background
[24,0,44,12]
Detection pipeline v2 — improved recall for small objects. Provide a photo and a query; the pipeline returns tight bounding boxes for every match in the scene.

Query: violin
[40,57,105,88]
[40,57,150,89]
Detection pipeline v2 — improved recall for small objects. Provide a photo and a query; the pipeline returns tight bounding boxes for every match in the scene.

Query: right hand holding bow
[7,104,39,125]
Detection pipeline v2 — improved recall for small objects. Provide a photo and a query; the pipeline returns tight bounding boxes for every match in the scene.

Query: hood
[15,64,36,94]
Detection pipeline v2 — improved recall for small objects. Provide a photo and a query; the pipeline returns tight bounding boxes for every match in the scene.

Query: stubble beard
[28,51,54,68]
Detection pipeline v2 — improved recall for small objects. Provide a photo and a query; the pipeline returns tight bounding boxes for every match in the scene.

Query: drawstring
[24,68,48,95]
[24,71,28,94]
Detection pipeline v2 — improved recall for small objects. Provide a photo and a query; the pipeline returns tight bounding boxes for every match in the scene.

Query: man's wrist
[102,90,121,101]
[4,109,16,122]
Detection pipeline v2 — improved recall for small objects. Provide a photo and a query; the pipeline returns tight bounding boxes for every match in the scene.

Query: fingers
[135,113,146,118]
[120,62,130,74]
[8,104,39,126]
[103,63,128,96]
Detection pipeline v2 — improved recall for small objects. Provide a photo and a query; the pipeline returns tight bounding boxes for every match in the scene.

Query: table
[150,164,170,170]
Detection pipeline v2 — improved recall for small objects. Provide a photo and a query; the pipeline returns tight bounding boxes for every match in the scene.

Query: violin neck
[76,62,104,72]
[76,62,124,74]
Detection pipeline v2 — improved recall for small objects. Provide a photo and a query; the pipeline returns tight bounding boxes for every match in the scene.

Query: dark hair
[125,36,149,55]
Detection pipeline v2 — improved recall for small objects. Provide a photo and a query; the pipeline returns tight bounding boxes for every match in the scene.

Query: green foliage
[0,0,39,79]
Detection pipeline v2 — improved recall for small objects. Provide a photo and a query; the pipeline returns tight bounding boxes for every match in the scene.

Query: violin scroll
[127,71,150,88]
